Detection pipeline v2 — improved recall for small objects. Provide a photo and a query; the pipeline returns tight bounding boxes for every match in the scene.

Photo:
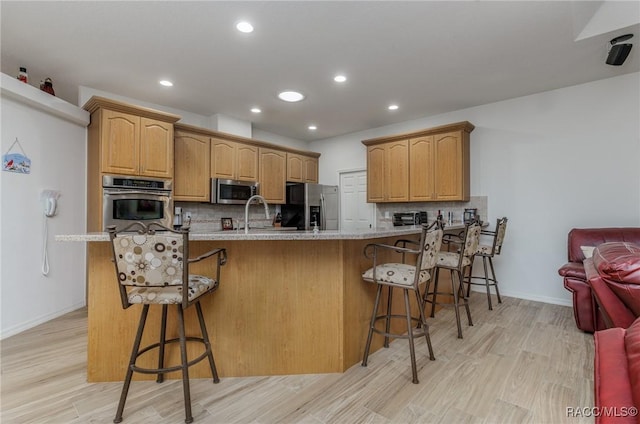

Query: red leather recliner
[558,228,640,332]
[594,316,640,424]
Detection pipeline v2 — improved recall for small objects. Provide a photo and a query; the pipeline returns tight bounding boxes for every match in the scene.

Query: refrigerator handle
[320,193,326,230]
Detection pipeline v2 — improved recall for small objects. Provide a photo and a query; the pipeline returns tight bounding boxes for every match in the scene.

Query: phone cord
[42,216,50,276]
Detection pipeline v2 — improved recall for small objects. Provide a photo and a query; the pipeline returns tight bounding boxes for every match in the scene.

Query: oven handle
[103,189,171,197]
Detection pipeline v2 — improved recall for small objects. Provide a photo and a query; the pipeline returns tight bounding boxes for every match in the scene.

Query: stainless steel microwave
[211,178,258,204]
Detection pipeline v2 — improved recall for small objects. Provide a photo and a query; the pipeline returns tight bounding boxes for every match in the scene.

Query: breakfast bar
[59,225,468,382]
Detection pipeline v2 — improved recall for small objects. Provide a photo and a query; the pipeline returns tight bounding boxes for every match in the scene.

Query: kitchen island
[59,224,468,382]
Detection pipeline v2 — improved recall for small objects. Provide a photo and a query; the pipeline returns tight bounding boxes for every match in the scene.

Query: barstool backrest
[494,217,508,255]
[417,222,444,281]
[107,222,190,309]
[462,223,482,260]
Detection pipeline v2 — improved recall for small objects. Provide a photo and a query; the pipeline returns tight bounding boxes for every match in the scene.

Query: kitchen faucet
[244,195,270,234]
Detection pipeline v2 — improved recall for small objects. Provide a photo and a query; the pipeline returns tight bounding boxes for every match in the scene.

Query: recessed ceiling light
[251,107,261,113]
[159,80,173,87]
[236,21,254,33]
[308,125,317,130]
[334,75,347,83]
[278,91,305,102]
[388,104,399,110]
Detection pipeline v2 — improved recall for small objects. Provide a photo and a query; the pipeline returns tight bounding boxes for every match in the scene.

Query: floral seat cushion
[362,263,431,286]
[437,251,472,268]
[127,275,218,304]
[476,244,493,255]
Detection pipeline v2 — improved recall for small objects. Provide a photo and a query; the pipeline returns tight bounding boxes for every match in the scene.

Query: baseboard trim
[469,286,572,307]
[1,301,86,340]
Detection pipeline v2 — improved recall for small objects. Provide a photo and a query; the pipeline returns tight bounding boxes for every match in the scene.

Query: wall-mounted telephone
[41,190,60,217]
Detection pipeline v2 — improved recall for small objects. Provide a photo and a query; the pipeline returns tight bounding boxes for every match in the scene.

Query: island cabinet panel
[174,130,210,201]
[211,138,259,182]
[85,235,428,381]
[287,153,319,183]
[363,121,473,203]
[259,148,287,204]
[366,140,409,202]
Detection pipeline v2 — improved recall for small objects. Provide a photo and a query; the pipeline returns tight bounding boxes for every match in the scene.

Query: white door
[340,170,375,231]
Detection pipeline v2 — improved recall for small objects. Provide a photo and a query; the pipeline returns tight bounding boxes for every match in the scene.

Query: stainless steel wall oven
[102,175,172,230]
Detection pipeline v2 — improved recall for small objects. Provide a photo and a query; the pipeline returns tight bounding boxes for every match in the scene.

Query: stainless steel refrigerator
[281,183,339,230]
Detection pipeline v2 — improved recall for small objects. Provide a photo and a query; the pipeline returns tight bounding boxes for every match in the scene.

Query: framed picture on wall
[221,217,233,230]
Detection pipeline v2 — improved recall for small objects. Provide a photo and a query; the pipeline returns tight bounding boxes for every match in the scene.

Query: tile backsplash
[375,196,488,229]
[175,202,277,232]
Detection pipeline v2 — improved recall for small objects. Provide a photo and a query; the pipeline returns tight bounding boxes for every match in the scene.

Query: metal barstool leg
[429,267,440,318]
[460,268,474,327]
[384,286,393,348]
[114,305,149,424]
[176,306,193,424]
[156,304,168,383]
[482,256,492,310]
[450,270,463,339]
[195,301,219,383]
[415,289,435,361]
[362,284,383,367]
[402,288,418,384]
[466,257,475,298]
[488,256,502,304]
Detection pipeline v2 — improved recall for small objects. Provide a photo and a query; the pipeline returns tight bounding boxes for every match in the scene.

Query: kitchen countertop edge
[56,223,471,242]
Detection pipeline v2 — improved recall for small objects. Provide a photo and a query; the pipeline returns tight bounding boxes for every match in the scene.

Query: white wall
[311,73,640,306]
[1,87,88,338]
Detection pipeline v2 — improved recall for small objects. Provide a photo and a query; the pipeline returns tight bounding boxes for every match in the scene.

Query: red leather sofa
[586,242,640,330]
[558,228,640,332]
[594,316,640,424]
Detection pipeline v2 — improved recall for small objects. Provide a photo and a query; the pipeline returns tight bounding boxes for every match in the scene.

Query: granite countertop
[55,221,473,242]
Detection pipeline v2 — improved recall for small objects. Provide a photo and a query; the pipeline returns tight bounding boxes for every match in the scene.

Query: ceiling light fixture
[334,75,347,83]
[251,107,262,113]
[236,21,254,33]
[278,91,305,102]
[388,104,399,110]
[308,125,317,130]
[159,80,173,87]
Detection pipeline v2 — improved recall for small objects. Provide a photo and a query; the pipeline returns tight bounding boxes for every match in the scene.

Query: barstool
[361,220,444,383]
[423,221,481,339]
[107,222,227,424]
[465,217,508,310]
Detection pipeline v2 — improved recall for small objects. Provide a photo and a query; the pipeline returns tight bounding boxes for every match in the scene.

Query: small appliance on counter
[463,208,478,224]
[393,211,428,226]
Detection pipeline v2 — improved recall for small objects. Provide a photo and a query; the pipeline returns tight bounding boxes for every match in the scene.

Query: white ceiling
[1,1,638,141]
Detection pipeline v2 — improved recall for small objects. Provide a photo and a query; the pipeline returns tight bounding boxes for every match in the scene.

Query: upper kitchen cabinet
[211,138,259,182]
[286,152,319,183]
[174,126,211,202]
[363,121,474,203]
[259,148,287,204]
[84,96,180,178]
[365,140,409,202]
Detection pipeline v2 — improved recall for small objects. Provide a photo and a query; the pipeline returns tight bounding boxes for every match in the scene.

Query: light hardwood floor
[1,294,594,424]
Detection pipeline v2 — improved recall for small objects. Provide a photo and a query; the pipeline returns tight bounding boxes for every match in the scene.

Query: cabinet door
[101,110,139,175]
[409,136,435,201]
[287,153,304,182]
[259,148,286,204]
[174,131,210,201]
[139,118,173,178]
[210,138,236,180]
[236,143,259,181]
[367,145,386,202]
[303,156,318,183]
[385,140,409,202]
[434,131,464,200]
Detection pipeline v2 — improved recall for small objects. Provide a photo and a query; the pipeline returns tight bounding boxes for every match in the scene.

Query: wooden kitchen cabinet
[85,96,179,179]
[174,129,211,201]
[259,148,287,204]
[287,153,319,183]
[211,138,259,182]
[363,121,473,203]
[365,140,409,202]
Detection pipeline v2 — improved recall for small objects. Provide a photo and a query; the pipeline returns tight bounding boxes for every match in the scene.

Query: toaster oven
[393,211,428,226]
